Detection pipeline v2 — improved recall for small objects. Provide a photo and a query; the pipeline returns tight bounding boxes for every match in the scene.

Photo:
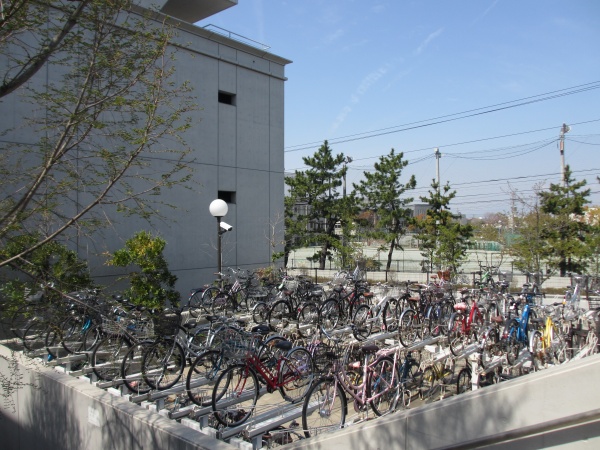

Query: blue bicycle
[501,299,536,365]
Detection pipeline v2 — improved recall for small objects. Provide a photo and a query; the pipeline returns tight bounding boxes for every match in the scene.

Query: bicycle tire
[382,298,400,332]
[352,304,373,341]
[504,320,522,365]
[268,300,292,332]
[398,309,419,348]
[299,302,319,325]
[302,377,347,438]
[212,364,259,427]
[319,299,340,332]
[530,329,545,371]
[187,289,206,318]
[368,356,399,416]
[142,339,185,390]
[252,302,269,324]
[456,367,472,394]
[22,318,49,352]
[92,334,132,381]
[121,340,154,394]
[186,349,226,407]
[448,313,466,356]
[279,347,315,403]
[420,365,438,400]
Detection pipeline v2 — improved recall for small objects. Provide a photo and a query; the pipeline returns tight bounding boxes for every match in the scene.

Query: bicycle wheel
[121,341,154,394]
[382,298,400,332]
[268,300,292,332]
[279,347,315,403]
[368,356,399,416]
[352,304,373,341]
[480,328,501,368]
[448,313,467,356]
[302,377,347,438]
[252,302,270,324]
[299,302,319,325]
[504,321,522,366]
[456,367,472,394]
[59,315,88,355]
[187,349,226,407]
[530,330,545,370]
[398,309,419,348]
[201,286,220,312]
[211,292,236,316]
[142,339,185,390]
[92,334,132,381]
[319,299,341,332]
[420,365,438,400]
[212,364,259,427]
[187,288,206,318]
[22,318,49,352]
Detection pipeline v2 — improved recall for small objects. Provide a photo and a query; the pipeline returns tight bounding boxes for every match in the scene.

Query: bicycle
[318,278,372,332]
[351,283,403,341]
[211,331,315,427]
[500,299,535,365]
[301,336,407,438]
[447,296,485,356]
[529,303,569,370]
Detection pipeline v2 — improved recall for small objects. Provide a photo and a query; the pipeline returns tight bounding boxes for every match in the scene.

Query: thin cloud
[330,64,391,133]
[414,28,444,55]
[323,28,345,45]
[473,0,500,25]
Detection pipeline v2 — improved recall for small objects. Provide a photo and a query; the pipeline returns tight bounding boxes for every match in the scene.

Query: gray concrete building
[1,1,291,294]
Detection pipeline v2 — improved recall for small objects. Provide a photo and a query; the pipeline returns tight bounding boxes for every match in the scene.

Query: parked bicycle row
[1,269,599,449]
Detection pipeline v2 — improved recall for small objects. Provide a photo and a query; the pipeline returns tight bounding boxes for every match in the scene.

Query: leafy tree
[353,148,416,273]
[538,167,591,276]
[0,234,93,309]
[0,1,195,271]
[105,231,179,309]
[506,188,553,279]
[414,180,473,277]
[284,141,359,270]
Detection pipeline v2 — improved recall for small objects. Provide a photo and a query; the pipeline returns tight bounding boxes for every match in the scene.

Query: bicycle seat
[361,344,379,354]
[274,340,293,352]
[454,302,468,312]
[182,320,197,329]
[251,324,270,335]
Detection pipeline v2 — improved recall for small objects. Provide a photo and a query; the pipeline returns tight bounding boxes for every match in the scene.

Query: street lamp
[209,199,229,277]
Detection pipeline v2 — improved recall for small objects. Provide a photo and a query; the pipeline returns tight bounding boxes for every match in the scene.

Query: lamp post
[209,199,228,278]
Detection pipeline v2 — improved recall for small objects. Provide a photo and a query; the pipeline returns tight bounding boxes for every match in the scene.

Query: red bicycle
[211,332,315,427]
[447,295,485,356]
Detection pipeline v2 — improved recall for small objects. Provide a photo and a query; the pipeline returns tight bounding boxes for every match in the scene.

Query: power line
[284,81,600,153]
[285,120,600,172]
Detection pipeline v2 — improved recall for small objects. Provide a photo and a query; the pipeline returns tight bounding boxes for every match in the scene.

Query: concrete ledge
[287,353,600,450]
[0,345,235,450]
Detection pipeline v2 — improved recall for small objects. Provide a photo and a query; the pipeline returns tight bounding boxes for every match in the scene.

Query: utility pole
[341,156,353,269]
[434,148,441,192]
[559,123,570,187]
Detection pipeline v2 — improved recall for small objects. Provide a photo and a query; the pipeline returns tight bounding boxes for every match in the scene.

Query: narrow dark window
[218,191,236,204]
[218,91,235,105]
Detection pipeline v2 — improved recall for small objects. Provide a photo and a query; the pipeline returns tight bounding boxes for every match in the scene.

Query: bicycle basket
[153,311,181,337]
[312,342,340,373]
[222,332,255,360]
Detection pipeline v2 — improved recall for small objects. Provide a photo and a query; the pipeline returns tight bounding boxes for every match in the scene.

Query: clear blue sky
[195,0,600,218]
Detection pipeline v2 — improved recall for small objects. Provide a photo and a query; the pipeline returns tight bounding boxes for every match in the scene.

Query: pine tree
[414,180,472,277]
[538,167,591,276]
[284,141,359,269]
[353,148,416,273]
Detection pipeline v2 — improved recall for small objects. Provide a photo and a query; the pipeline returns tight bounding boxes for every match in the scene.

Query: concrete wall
[0,345,236,450]
[286,354,600,450]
